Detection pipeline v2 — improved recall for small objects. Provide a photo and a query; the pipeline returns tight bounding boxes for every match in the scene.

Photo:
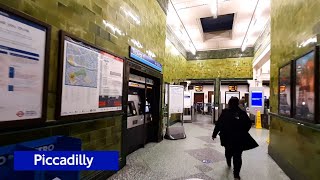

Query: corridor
[110,123,289,180]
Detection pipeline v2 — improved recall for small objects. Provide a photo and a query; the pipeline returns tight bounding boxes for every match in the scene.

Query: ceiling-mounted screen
[279,63,291,116]
[0,6,50,128]
[295,51,315,121]
[56,32,124,119]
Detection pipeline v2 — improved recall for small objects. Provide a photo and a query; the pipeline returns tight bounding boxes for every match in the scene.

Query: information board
[169,85,184,114]
[225,92,240,104]
[249,87,264,115]
[183,91,191,109]
[58,33,124,118]
[0,6,49,125]
[251,91,263,107]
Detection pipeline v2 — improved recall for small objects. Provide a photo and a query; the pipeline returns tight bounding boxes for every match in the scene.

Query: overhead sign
[129,46,162,72]
[228,85,237,92]
[0,7,49,124]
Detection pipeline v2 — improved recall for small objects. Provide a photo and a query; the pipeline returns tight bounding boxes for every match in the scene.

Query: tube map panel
[0,10,46,122]
[60,37,123,116]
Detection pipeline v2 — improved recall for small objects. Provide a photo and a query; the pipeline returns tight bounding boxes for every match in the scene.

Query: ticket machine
[125,59,162,155]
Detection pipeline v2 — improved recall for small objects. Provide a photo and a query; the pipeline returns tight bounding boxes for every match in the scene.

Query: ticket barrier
[0,136,81,180]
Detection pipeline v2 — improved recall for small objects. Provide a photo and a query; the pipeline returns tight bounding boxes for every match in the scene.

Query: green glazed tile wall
[164,40,253,82]
[0,0,166,178]
[183,57,253,79]
[270,0,320,179]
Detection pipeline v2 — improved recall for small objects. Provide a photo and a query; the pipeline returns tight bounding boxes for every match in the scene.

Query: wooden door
[194,93,204,103]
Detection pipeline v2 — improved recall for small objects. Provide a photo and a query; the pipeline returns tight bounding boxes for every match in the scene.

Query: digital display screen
[251,91,263,107]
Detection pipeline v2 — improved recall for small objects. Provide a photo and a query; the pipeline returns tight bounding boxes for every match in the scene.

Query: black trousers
[225,147,243,177]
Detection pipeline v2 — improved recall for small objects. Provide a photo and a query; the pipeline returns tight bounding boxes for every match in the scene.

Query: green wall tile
[269,0,320,179]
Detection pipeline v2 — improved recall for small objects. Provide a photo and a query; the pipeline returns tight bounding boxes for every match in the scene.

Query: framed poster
[0,5,50,129]
[225,91,240,104]
[294,50,316,122]
[56,31,124,120]
[278,62,292,116]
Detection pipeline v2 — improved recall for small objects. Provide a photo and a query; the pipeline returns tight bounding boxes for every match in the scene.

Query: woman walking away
[212,97,258,180]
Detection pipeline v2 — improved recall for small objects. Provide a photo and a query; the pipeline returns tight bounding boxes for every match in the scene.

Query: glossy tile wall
[0,0,166,178]
[269,0,320,179]
[164,40,253,82]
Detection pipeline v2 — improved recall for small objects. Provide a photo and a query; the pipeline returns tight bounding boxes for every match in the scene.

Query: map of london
[65,41,98,88]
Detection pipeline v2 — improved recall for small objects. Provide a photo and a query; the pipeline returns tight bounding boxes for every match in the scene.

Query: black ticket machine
[125,68,161,155]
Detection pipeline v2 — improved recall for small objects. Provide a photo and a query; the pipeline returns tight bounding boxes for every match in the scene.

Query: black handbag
[242,133,259,151]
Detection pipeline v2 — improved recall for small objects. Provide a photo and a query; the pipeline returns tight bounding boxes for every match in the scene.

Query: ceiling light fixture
[240,0,260,52]
[167,0,197,55]
[210,0,218,18]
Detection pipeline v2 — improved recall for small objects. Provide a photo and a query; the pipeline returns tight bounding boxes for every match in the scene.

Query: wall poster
[279,63,291,116]
[57,32,124,118]
[295,51,315,121]
[0,6,50,126]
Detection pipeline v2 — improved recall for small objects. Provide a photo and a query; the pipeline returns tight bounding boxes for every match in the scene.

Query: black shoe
[234,174,240,180]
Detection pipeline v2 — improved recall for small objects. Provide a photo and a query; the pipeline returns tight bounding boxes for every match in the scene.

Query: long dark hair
[228,97,239,109]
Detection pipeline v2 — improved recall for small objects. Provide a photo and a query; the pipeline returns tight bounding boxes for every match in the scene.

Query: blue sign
[251,91,263,107]
[129,46,162,72]
[14,151,119,171]
[0,136,82,180]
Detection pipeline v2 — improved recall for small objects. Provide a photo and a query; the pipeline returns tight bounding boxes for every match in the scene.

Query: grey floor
[109,115,289,180]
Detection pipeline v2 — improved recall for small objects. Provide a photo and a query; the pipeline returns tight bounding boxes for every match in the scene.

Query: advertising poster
[0,9,47,121]
[295,51,314,121]
[279,63,291,116]
[60,37,123,116]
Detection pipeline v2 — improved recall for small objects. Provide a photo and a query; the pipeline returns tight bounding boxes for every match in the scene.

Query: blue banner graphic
[14,151,119,171]
[129,46,162,72]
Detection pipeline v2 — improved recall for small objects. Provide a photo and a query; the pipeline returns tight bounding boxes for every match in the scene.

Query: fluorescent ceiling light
[241,38,248,52]
[210,0,218,18]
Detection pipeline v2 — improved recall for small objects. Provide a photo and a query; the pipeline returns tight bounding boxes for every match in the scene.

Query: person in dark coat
[212,97,258,180]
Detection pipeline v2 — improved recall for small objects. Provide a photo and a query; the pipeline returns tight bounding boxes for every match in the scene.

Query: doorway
[208,91,214,103]
[194,93,204,103]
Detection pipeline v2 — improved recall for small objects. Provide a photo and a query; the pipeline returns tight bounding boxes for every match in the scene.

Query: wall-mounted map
[59,35,124,117]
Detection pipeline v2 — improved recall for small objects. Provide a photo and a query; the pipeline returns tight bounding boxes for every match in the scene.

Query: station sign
[129,46,162,72]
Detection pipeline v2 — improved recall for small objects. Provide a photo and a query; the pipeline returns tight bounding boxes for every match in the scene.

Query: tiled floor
[109,120,289,180]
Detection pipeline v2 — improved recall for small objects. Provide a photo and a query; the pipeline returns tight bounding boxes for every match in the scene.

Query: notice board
[0,5,50,128]
[169,85,184,114]
[56,32,124,120]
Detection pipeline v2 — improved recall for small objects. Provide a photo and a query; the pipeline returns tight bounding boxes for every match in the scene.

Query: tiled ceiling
[167,0,270,52]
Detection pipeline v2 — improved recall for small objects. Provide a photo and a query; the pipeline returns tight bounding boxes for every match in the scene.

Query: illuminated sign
[129,46,162,72]
[228,85,237,92]
[251,91,263,107]
[195,86,203,92]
